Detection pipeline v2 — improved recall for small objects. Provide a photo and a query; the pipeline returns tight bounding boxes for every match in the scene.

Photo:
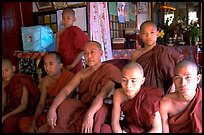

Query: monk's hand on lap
[81,115,93,133]
[47,109,57,129]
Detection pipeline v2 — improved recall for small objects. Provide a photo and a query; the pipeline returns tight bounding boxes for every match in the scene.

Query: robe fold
[136,44,183,94]
[169,86,202,133]
[59,26,89,74]
[100,86,164,133]
[19,71,74,133]
[48,63,121,133]
[3,74,40,133]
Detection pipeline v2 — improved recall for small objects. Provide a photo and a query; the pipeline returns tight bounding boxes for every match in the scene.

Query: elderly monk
[47,41,122,133]
[131,21,183,94]
[160,60,202,133]
[2,59,40,133]
[19,51,74,133]
[100,62,164,133]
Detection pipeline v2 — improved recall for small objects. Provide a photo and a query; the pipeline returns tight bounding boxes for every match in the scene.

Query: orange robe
[136,44,183,94]
[19,71,74,133]
[3,74,40,133]
[59,26,89,74]
[100,86,164,133]
[169,86,202,133]
[48,63,122,133]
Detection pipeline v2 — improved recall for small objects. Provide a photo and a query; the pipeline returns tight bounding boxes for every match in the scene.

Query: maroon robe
[100,86,164,133]
[136,44,183,94]
[59,26,89,74]
[18,71,74,133]
[3,74,40,133]
[48,63,121,133]
[169,86,202,133]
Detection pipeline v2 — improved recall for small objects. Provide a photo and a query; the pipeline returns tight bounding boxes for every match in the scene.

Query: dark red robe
[169,86,202,133]
[136,44,183,94]
[100,86,164,133]
[3,74,40,133]
[58,26,89,74]
[18,71,74,133]
[48,63,122,133]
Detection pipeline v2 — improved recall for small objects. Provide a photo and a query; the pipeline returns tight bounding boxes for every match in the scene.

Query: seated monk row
[99,60,202,133]
[19,51,75,133]
[2,59,40,133]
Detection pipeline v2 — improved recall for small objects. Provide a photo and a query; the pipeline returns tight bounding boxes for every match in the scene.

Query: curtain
[90,2,113,61]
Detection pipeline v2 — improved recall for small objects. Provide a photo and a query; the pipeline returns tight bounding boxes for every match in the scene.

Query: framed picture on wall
[66,2,86,7]
[36,2,54,11]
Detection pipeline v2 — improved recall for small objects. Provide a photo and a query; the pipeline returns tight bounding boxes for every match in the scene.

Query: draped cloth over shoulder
[19,71,74,133]
[120,86,164,133]
[3,74,40,133]
[59,26,89,74]
[48,63,121,133]
[136,44,183,94]
[169,86,202,133]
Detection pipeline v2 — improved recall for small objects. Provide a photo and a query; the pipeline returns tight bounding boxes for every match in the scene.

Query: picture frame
[66,2,86,7]
[36,2,54,11]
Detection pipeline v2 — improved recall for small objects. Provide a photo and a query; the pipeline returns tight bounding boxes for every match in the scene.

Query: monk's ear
[157,30,160,37]
[73,17,76,22]
[141,77,145,84]
[12,66,16,72]
[99,50,103,57]
[196,74,201,84]
[59,63,63,69]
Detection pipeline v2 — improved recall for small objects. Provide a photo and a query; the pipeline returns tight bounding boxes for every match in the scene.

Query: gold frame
[66,2,86,7]
[36,2,54,11]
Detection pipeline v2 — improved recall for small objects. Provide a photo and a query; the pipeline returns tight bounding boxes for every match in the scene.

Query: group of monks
[2,20,202,133]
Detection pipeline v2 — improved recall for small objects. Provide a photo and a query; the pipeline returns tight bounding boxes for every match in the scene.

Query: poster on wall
[137,2,148,14]
[57,7,87,31]
[117,2,125,23]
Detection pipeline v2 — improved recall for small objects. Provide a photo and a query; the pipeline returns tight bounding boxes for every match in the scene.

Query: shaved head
[122,62,144,77]
[84,41,102,50]
[174,60,198,74]
[140,20,157,32]
[2,59,13,67]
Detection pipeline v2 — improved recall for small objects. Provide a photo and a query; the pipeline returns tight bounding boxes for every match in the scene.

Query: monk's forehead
[2,60,13,67]
[84,42,100,50]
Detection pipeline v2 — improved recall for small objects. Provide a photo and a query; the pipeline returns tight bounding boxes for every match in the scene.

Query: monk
[2,59,40,133]
[131,21,183,94]
[18,51,74,133]
[56,7,89,74]
[159,60,202,133]
[46,41,122,133]
[100,62,164,133]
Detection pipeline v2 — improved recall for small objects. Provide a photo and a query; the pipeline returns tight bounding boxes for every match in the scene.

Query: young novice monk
[101,62,164,133]
[19,51,74,133]
[160,60,202,133]
[2,59,40,133]
[131,21,183,94]
[56,7,89,74]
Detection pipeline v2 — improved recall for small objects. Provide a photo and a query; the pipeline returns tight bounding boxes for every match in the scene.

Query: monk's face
[173,66,201,98]
[62,11,76,28]
[83,42,103,67]
[140,23,158,47]
[2,63,15,81]
[121,68,145,99]
[43,54,63,77]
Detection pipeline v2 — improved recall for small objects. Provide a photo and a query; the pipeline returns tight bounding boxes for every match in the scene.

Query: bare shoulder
[114,88,128,103]
[160,92,177,107]
[40,76,52,86]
